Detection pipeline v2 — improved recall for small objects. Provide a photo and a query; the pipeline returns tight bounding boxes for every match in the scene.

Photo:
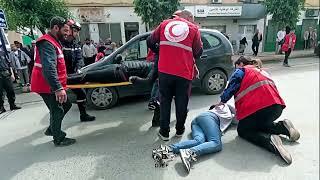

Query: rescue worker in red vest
[215,56,300,165]
[149,10,203,141]
[31,17,76,147]
[62,19,96,122]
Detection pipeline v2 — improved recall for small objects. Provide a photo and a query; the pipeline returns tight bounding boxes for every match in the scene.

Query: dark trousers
[237,104,289,153]
[159,73,191,133]
[284,48,292,65]
[40,93,72,141]
[252,43,259,56]
[71,88,87,115]
[0,71,16,107]
[84,56,95,66]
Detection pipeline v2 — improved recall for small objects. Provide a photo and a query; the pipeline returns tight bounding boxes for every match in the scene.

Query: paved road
[0,57,318,180]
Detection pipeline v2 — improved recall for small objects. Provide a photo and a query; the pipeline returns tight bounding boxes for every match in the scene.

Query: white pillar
[89,23,100,43]
[120,21,126,43]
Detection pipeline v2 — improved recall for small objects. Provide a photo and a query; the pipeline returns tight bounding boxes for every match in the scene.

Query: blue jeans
[170,112,222,156]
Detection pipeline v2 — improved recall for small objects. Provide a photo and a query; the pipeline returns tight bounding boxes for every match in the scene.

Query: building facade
[66,0,147,44]
[182,0,266,53]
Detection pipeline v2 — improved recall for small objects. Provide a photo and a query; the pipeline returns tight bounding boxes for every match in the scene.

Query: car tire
[87,87,118,110]
[201,69,227,95]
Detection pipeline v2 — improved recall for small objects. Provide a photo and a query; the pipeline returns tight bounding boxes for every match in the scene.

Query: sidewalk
[232,50,316,62]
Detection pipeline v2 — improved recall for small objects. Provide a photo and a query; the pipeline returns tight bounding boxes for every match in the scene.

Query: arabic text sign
[195,6,242,17]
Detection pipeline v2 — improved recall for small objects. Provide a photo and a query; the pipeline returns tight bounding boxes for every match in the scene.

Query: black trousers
[71,88,88,115]
[0,71,16,107]
[237,104,289,153]
[252,43,259,56]
[284,48,292,65]
[40,93,72,141]
[159,73,191,133]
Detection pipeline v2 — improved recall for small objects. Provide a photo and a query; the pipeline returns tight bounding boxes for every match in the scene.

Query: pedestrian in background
[276,28,286,54]
[31,16,76,147]
[149,10,203,141]
[28,40,36,80]
[303,27,312,49]
[14,41,31,58]
[82,38,97,66]
[217,56,300,165]
[95,45,106,62]
[238,36,247,55]
[252,29,262,56]
[9,43,31,87]
[311,29,317,48]
[282,26,297,67]
[0,46,21,114]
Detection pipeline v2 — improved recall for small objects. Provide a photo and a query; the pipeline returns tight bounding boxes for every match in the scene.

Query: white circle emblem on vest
[164,21,190,43]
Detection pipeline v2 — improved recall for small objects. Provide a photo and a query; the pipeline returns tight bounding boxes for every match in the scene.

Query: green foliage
[265,0,305,29]
[133,0,180,29]
[0,0,70,38]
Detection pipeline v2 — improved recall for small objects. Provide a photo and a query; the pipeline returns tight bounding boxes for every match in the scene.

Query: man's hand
[55,89,67,104]
[194,64,200,79]
[209,102,225,110]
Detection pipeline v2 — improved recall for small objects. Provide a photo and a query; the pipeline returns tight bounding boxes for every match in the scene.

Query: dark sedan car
[68,29,234,110]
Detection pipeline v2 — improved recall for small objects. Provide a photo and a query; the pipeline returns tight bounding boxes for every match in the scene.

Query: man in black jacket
[62,19,95,122]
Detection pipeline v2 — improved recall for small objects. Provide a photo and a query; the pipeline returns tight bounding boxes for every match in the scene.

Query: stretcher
[67,82,132,89]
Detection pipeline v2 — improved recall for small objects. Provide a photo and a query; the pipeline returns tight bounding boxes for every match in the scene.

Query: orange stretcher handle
[67,82,132,89]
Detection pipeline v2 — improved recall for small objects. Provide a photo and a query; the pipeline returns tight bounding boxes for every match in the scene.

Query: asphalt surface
[0,57,319,180]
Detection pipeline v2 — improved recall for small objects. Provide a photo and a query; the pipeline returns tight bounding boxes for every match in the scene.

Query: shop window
[121,38,148,61]
[201,33,221,50]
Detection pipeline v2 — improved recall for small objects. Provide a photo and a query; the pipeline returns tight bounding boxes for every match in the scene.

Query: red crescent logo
[169,24,180,38]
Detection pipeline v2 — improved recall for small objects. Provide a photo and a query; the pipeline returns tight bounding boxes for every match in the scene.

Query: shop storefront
[184,4,266,54]
[69,6,146,45]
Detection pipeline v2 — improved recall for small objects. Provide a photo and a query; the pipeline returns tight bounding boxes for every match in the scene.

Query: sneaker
[283,63,291,67]
[175,127,185,137]
[10,105,21,111]
[44,128,53,136]
[54,137,76,147]
[282,119,300,141]
[158,130,169,141]
[270,135,292,165]
[148,101,157,110]
[179,149,197,173]
[80,114,96,122]
[0,106,6,114]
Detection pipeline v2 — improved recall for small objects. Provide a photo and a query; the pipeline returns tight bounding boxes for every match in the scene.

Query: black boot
[152,102,160,127]
[54,137,76,147]
[77,102,96,122]
[0,106,6,114]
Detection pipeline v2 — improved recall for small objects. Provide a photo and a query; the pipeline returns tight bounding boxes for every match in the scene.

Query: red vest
[158,17,199,80]
[282,33,297,52]
[235,66,286,120]
[31,34,67,93]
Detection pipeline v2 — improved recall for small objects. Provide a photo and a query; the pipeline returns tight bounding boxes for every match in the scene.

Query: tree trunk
[30,27,35,40]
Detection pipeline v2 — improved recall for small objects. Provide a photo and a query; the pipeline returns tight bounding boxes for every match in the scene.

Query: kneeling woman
[218,56,300,165]
[157,104,236,173]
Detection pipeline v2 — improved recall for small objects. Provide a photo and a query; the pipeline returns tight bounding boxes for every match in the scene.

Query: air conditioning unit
[212,0,222,3]
[306,9,320,17]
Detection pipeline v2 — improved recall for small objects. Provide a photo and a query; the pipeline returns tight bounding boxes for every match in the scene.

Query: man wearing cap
[31,16,76,147]
[62,19,95,122]
[149,10,203,140]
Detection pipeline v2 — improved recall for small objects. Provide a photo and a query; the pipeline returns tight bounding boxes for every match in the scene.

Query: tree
[265,0,305,29]
[0,0,70,39]
[133,0,180,30]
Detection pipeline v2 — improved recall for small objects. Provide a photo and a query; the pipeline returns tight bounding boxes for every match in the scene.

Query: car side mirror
[114,54,123,64]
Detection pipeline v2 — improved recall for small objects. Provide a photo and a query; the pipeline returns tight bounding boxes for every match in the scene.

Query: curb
[233,53,317,64]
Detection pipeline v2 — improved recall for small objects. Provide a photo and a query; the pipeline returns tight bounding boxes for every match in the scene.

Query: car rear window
[201,33,221,50]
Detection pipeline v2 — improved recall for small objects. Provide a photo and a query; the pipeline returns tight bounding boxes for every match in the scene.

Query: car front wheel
[87,87,118,110]
[201,69,227,95]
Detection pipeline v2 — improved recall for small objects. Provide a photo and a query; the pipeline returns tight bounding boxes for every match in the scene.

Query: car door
[197,32,225,79]
[116,36,153,96]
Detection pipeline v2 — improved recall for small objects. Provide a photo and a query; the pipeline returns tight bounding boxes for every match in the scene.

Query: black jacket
[62,40,84,74]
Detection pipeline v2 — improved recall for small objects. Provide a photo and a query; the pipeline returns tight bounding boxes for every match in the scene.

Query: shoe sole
[54,140,76,147]
[158,132,169,141]
[175,133,184,138]
[283,119,300,141]
[271,135,292,165]
[179,149,190,173]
